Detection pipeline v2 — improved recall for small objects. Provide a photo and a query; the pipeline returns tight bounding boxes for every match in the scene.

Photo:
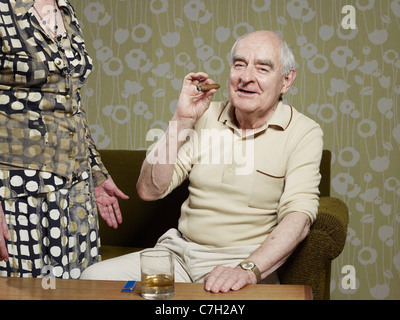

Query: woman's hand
[0,205,10,262]
[95,178,129,229]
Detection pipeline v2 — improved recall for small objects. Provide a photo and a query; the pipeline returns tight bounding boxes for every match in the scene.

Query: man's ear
[281,69,297,95]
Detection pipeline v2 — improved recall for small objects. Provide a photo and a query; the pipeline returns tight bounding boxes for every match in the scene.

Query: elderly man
[81,30,323,293]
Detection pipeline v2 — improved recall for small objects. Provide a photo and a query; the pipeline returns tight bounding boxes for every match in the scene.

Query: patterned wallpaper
[70,0,400,300]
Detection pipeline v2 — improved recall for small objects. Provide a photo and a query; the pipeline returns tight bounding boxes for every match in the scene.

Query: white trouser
[81,228,279,284]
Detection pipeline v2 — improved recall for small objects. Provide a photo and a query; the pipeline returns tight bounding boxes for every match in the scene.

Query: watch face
[242,261,255,269]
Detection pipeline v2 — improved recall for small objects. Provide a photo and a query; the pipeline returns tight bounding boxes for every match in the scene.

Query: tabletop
[0,277,312,300]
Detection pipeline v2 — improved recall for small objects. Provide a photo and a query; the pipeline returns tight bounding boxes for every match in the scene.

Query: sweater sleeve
[277,118,324,224]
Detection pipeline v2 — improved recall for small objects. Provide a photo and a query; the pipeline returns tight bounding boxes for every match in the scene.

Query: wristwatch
[238,260,262,283]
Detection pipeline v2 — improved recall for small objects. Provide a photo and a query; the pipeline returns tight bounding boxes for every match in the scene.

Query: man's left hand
[204,265,257,293]
[95,178,129,229]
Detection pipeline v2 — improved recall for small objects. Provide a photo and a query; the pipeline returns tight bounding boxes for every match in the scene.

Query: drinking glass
[140,249,174,299]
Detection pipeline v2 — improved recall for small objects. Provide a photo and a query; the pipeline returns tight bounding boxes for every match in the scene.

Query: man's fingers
[204,266,253,293]
[204,266,233,293]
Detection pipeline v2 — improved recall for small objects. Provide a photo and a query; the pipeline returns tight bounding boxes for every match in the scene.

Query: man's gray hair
[230,31,296,77]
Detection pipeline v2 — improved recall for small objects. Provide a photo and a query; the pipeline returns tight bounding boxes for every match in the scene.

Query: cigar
[196,84,221,92]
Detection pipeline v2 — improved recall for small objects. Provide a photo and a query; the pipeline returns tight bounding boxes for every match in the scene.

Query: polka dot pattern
[0,170,101,279]
[0,0,109,186]
[0,0,107,278]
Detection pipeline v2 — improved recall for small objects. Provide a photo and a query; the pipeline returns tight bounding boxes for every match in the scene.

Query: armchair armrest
[277,197,349,300]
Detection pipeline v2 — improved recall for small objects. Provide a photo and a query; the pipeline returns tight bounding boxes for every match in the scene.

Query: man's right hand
[174,72,218,124]
[137,72,218,202]
[0,204,10,262]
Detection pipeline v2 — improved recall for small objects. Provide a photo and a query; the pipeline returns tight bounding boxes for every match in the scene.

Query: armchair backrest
[319,150,332,197]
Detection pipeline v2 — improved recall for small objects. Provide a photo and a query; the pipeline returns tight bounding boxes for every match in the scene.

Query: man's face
[228,32,291,121]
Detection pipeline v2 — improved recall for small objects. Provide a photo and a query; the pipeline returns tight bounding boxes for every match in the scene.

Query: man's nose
[239,66,256,84]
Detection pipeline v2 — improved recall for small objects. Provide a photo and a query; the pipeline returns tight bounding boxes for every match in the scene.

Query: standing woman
[0,0,128,278]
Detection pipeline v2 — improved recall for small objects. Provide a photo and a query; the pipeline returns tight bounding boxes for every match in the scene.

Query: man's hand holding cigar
[174,72,219,127]
[136,72,219,201]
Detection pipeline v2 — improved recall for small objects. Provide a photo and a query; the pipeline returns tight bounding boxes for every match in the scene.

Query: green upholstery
[277,150,349,300]
[97,150,186,249]
[98,149,348,300]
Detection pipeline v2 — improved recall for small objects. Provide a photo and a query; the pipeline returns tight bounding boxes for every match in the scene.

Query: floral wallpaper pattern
[70,0,400,299]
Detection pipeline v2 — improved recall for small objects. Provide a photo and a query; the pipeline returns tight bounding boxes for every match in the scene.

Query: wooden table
[0,277,311,300]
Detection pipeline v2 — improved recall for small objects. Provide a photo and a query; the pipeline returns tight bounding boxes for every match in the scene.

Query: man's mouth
[237,88,258,96]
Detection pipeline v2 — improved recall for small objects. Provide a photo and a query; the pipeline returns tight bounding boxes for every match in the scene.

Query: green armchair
[277,150,349,300]
[98,149,348,300]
